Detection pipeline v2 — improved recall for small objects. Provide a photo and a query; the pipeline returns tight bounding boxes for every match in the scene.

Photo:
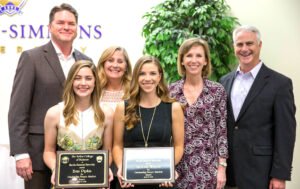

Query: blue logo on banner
[0,0,27,16]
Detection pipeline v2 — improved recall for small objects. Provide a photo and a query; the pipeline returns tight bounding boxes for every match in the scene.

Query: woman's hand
[51,169,56,186]
[108,168,113,182]
[158,170,179,188]
[175,170,179,180]
[216,165,226,189]
[99,168,114,189]
[117,168,134,188]
[159,181,174,188]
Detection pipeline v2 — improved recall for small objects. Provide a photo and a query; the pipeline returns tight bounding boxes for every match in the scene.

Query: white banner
[0,0,163,144]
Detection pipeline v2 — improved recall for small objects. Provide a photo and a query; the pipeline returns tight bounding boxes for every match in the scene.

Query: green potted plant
[142,0,239,82]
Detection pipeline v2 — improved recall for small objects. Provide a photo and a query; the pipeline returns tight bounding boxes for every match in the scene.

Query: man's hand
[16,158,33,181]
[269,178,285,189]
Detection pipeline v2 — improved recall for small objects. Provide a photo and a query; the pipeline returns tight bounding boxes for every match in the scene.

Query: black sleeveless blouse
[124,101,173,148]
[121,101,175,189]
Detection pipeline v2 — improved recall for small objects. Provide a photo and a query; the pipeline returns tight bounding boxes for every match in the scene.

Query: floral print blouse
[169,78,228,189]
[56,102,104,151]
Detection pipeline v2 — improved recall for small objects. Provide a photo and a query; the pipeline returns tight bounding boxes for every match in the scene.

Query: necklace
[138,105,157,147]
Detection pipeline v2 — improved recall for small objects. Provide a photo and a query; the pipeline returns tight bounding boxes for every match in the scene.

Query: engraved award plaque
[123,147,174,184]
[55,150,108,188]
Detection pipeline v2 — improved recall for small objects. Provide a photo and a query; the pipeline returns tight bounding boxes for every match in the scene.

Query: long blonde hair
[97,46,132,99]
[63,60,105,127]
[125,55,174,130]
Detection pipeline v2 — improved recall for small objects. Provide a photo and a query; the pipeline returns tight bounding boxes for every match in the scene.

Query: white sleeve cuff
[14,153,30,161]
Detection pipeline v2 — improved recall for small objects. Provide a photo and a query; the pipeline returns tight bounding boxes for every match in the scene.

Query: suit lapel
[236,64,270,122]
[73,50,81,61]
[224,72,235,96]
[73,49,88,61]
[224,72,236,124]
[43,42,65,87]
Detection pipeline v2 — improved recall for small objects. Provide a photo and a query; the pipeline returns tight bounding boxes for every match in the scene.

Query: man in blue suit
[220,25,296,189]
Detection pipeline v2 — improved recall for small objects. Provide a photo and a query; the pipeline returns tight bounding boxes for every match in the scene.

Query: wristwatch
[219,162,227,167]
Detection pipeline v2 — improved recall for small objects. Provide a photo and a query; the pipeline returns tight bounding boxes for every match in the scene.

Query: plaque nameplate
[123,147,174,184]
[55,150,108,188]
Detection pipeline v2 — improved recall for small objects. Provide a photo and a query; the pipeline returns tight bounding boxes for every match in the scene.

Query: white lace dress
[100,90,124,111]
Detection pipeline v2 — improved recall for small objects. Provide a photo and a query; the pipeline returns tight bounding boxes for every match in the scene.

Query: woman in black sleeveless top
[113,56,184,189]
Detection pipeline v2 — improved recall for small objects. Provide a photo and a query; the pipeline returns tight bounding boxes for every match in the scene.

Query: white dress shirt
[231,62,263,120]
[52,41,75,77]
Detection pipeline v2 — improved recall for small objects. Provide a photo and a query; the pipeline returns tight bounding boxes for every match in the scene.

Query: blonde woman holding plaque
[43,60,113,187]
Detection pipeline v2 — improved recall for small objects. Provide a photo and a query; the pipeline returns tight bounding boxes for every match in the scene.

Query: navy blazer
[220,64,296,189]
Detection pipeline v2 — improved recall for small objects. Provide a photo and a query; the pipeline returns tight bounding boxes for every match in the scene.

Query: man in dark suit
[8,3,92,189]
[220,25,296,189]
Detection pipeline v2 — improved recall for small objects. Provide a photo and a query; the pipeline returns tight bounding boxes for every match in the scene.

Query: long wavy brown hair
[125,55,174,130]
[63,60,105,127]
[97,46,132,99]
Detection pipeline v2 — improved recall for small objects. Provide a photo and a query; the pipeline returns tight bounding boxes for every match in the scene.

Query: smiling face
[234,31,262,72]
[103,50,127,82]
[138,62,161,95]
[182,45,207,76]
[48,10,77,45]
[73,67,95,99]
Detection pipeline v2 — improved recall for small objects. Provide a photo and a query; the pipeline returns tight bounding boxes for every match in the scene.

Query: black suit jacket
[220,64,296,189]
[8,41,92,170]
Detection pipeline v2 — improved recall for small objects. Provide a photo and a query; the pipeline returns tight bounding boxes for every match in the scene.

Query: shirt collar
[235,61,263,78]
[51,40,75,59]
